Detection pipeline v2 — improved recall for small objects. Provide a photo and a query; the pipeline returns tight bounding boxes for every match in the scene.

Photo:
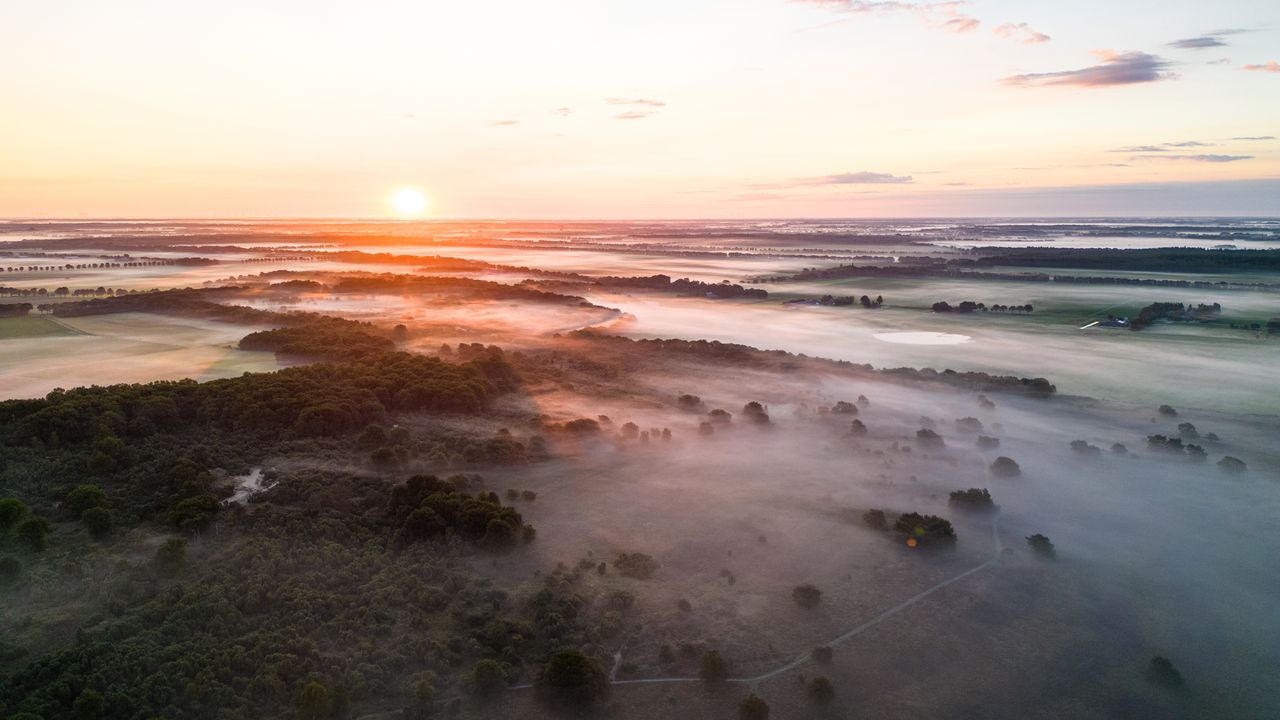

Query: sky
[1,0,1277,218]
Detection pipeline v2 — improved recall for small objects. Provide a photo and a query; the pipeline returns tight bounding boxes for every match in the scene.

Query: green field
[0,315,83,340]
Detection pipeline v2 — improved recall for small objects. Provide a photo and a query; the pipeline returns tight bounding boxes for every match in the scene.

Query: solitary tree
[699,650,729,683]
[807,676,835,704]
[16,517,50,552]
[792,584,823,609]
[738,693,770,720]
[296,681,331,720]
[536,649,610,709]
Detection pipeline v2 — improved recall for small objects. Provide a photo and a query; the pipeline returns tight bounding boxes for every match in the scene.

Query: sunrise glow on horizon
[1,0,1277,219]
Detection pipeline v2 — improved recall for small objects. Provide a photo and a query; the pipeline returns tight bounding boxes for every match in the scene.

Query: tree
[990,456,1021,477]
[66,484,107,515]
[893,512,955,543]
[863,508,887,530]
[1147,656,1185,688]
[948,488,996,512]
[1158,404,1178,417]
[0,498,27,532]
[536,649,610,709]
[0,556,20,585]
[297,681,331,720]
[916,428,944,448]
[16,517,50,551]
[807,676,835,704]
[739,693,770,720]
[73,688,104,720]
[81,507,113,538]
[472,659,507,697]
[699,650,728,683]
[850,419,867,436]
[1026,534,1055,559]
[1217,456,1247,474]
[614,552,659,579]
[811,646,833,664]
[155,537,187,576]
[742,401,770,425]
[792,583,823,608]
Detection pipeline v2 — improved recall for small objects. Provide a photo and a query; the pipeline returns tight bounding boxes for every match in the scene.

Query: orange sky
[1,0,1277,217]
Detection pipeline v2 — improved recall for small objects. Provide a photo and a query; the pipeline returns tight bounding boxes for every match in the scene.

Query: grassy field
[0,315,83,340]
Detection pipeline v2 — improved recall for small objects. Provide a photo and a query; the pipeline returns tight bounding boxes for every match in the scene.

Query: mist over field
[0,220,1276,720]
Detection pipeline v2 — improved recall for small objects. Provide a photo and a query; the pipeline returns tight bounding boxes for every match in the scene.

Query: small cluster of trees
[932,301,1032,313]
[990,456,1021,477]
[948,488,996,512]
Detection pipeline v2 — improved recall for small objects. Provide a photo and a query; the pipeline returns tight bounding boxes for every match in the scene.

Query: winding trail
[516,514,1004,692]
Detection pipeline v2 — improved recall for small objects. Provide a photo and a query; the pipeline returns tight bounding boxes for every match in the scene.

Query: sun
[391,187,429,216]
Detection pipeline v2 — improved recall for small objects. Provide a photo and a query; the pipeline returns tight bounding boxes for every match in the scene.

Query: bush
[916,428,944,448]
[0,498,28,532]
[862,508,887,530]
[536,649,610,709]
[811,646,833,664]
[66,484,108,515]
[1158,405,1178,417]
[1070,440,1102,457]
[976,435,1000,450]
[738,693,770,720]
[699,650,728,683]
[472,659,508,697]
[742,401,770,425]
[850,419,867,436]
[792,584,822,609]
[81,507,113,538]
[614,552,659,579]
[15,517,50,552]
[893,513,955,543]
[807,676,835,704]
[1217,456,1247,474]
[990,456,1021,477]
[948,488,996,512]
[1026,534,1055,559]
[154,537,187,576]
[0,556,20,585]
[1147,656,1185,688]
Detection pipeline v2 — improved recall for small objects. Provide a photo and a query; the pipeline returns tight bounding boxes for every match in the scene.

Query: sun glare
[392,187,429,216]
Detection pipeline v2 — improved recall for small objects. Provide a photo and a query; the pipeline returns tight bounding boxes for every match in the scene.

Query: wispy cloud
[805,171,915,185]
[1207,58,1232,65]
[1130,154,1252,163]
[994,22,1049,44]
[614,111,652,120]
[1169,36,1227,49]
[606,98,666,107]
[794,1,980,34]
[1231,135,1275,141]
[1003,50,1174,88]
[552,107,571,116]
[1243,61,1280,73]
[1109,145,1167,153]
[491,119,519,126]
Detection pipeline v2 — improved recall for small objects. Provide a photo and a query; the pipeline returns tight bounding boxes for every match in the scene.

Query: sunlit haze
[1,0,1277,218]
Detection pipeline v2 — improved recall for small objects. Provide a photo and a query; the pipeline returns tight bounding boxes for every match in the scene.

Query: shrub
[614,552,659,579]
[948,488,996,512]
[15,517,50,552]
[850,419,867,436]
[1026,534,1055,559]
[1147,656,1185,688]
[807,676,835,704]
[536,649,610,708]
[65,484,108,515]
[792,584,822,609]
[471,659,508,697]
[0,556,20,585]
[811,646,833,664]
[154,538,187,576]
[0,498,29,532]
[81,507,113,538]
[990,456,1021,477]
[976,435,1000,450]
[916,428,944,448]
[893,513,955,543]
[1158,405,1178,417]
[1217,456,1247,474]
[699,650,728,683]
[738,693,770,720]
[862,508,887,530]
